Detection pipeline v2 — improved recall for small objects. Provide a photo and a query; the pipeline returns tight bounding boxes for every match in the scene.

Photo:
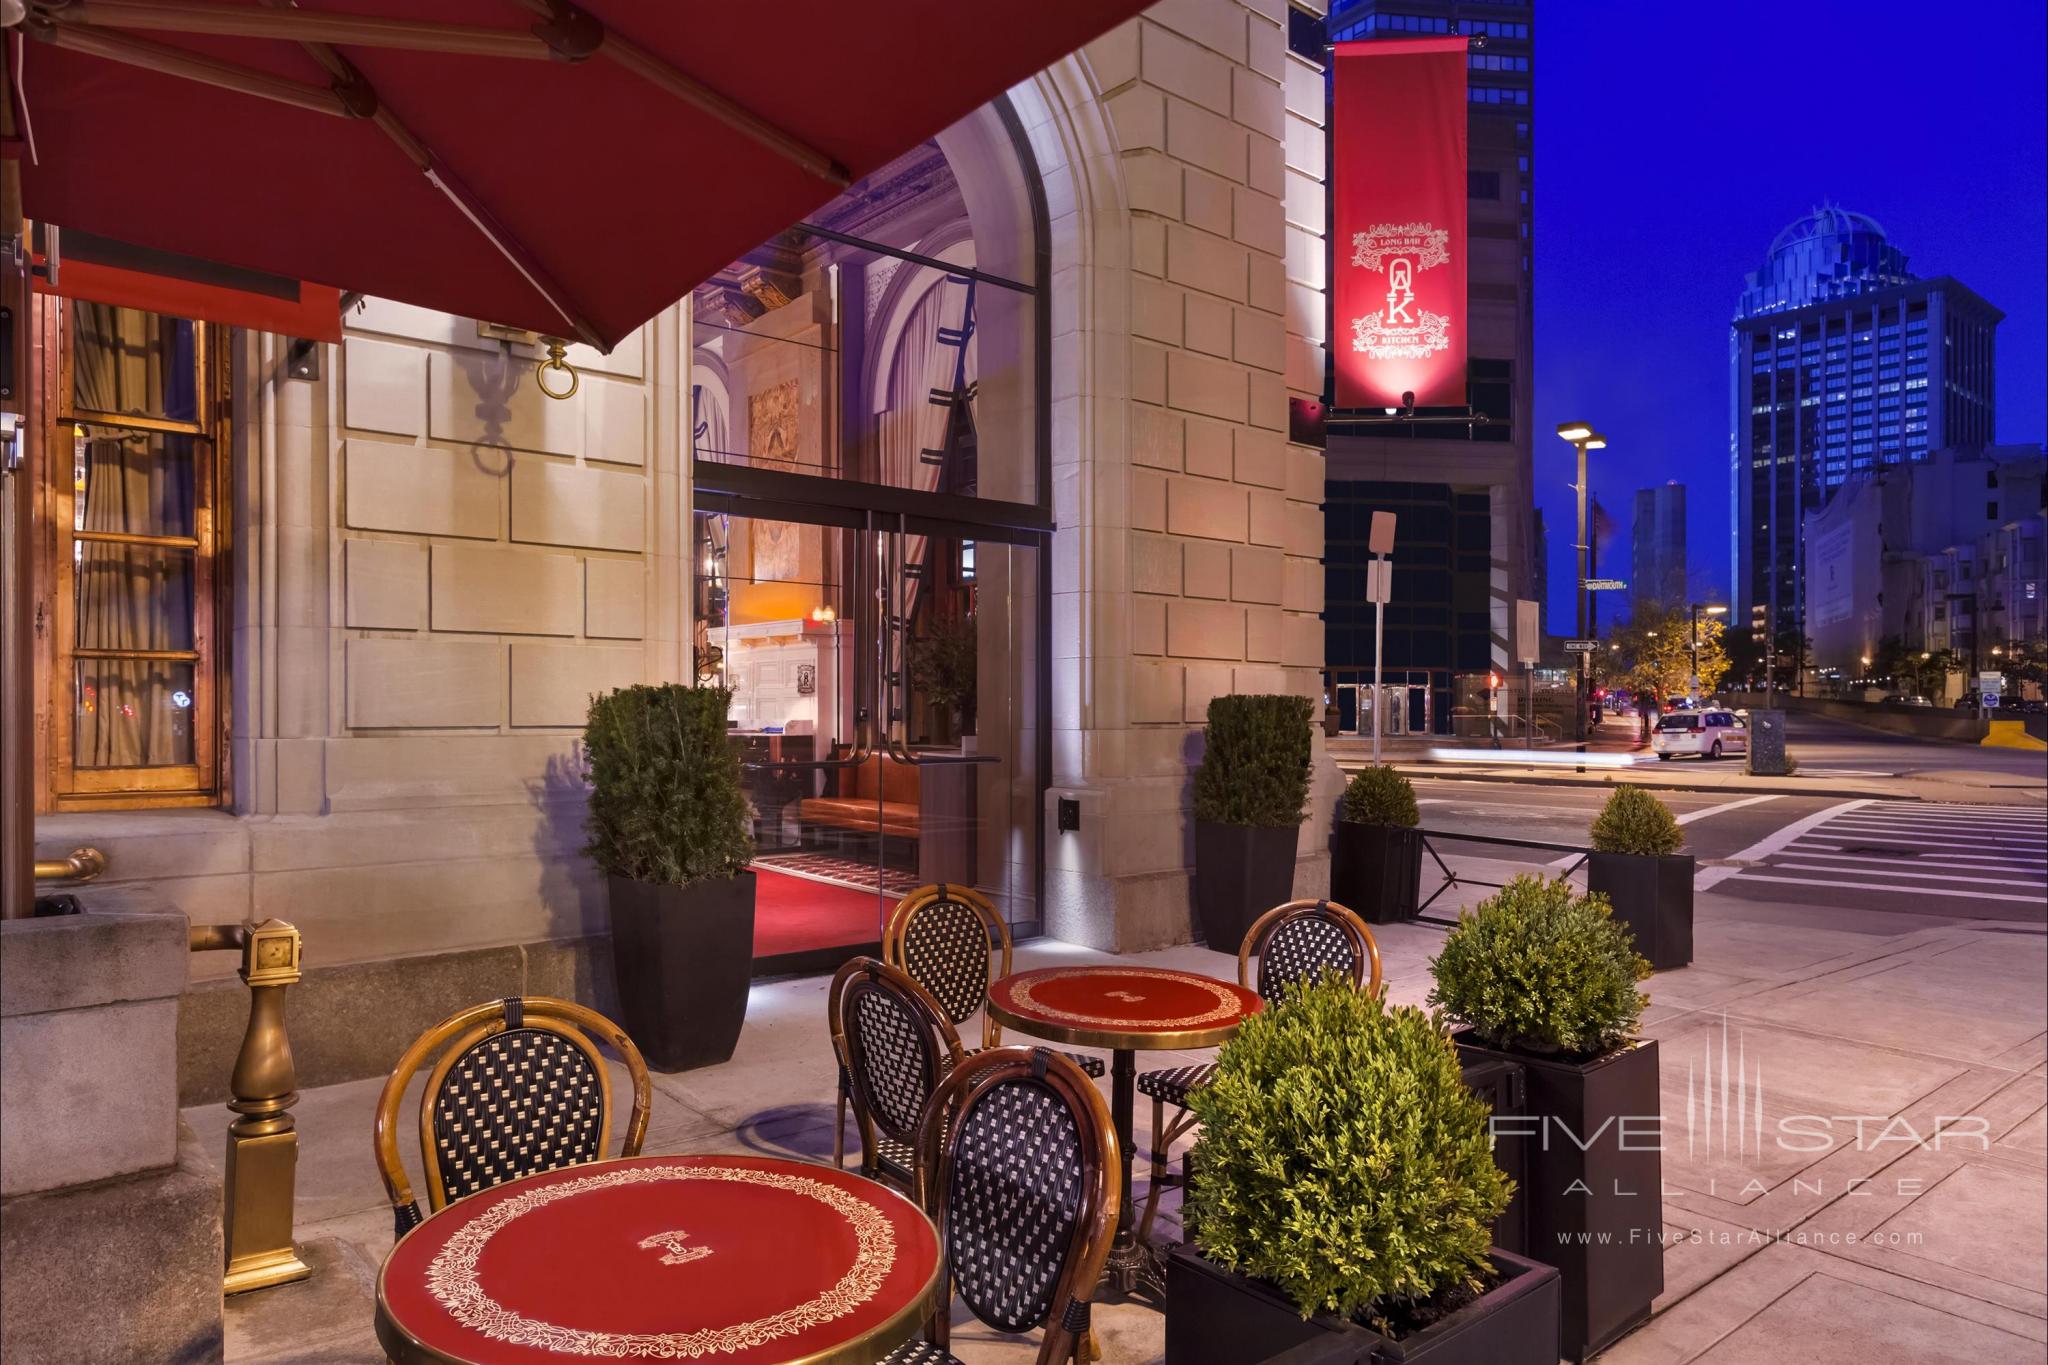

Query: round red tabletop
[376,1155,943,1365]
[987,966,1263,1051]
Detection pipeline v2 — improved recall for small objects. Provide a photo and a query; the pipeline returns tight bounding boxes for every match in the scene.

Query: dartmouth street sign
[1564,639,1600,653]
[1584,578,1628,591]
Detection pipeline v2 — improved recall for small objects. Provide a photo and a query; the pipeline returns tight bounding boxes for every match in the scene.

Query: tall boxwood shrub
[1185,975,1511,1325]
[1193,694,1314,828]
[583,684,752,886]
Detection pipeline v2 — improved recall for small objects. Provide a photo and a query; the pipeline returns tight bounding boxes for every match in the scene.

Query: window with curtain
[43,300,225,808]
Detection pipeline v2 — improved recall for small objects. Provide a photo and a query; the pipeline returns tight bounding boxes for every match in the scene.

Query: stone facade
[32,1,1336,1065]
[1037,0,1341,952]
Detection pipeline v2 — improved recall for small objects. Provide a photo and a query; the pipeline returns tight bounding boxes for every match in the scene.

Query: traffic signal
[1486,670,1503,691]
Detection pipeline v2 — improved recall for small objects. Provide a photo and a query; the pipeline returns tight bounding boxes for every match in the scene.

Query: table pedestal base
[1102,1233,1168,1302]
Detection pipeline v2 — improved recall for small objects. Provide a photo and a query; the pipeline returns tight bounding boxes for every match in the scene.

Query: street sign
[1979,671,2006,691]
[1368,510,1397,556]
[1365,557,1393,605]
[1515,599,1540,666]
[1564,639,1599,654]
[1584,578,1628,591]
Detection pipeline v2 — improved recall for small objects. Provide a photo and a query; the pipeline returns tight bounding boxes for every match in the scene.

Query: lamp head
[1556,421,1594,442]
[1706,605,1727,616]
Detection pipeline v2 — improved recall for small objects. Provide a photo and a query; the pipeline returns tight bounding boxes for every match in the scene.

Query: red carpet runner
[752,867,885,959]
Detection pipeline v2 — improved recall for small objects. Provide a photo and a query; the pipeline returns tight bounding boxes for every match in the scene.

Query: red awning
[13,0,1149,352]
[32,227,345,340]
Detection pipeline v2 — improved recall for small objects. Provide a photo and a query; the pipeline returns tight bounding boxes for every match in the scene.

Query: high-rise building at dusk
[1730,206,2003,647]
[1632,482,1687,616]
[1322,0,1536,732]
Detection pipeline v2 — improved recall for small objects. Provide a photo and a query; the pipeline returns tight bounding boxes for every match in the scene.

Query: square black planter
[1166,1242,1560,1365]
[1586,851,1694,971]
[1454,1033,1663,1363]
[608,870,756,1072]
[1458,1056,1528,1256]
[1330,821,1424,923]
[1194,820,1299,949]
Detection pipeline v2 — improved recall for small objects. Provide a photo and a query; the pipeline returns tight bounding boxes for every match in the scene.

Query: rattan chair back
[912,1047,1119,1365]
[371,995,651,1238]
[1238,898,1384,1001]
[828,957,965,1180]
[884,883,1013,1049]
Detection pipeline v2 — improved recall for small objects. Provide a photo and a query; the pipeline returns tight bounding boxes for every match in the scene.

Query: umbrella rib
[279,27,608,352]
[504,0,850,189]
[31,22,351,118]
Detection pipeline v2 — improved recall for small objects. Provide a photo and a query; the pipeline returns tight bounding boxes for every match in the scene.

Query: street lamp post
[1690,603,1726,701]
[1557,422,1606,756]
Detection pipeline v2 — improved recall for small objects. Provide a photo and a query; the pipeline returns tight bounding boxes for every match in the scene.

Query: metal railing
[1413,826,1589,926]
[31,845,105,883]
[189,917,311,1294]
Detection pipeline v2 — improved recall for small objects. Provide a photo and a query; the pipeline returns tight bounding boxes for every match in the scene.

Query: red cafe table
[376,1154,943,1364]
[986,965,1262,1300]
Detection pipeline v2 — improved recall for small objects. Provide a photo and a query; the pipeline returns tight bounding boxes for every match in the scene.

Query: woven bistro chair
[1134,899,1382,1241]
[883,1047,1120,1365]
[884,886,1107,1078]
[372,995,652,1238]
[838,884,1106,1166]
[829,957,966,1192]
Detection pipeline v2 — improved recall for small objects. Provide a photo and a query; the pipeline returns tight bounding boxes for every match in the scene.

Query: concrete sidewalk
[200,883,2047,1365]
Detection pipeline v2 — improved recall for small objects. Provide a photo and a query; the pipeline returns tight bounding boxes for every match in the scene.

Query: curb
[1374,765,1914,802]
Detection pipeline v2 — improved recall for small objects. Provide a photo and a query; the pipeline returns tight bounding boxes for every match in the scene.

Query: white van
[1653,709,1749,760]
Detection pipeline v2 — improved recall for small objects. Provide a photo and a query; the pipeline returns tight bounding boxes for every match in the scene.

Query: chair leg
[834,1082,847,1170]
[1137,1094,1169,1244]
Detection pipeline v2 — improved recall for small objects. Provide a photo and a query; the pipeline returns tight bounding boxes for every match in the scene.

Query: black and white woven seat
[829,957,964,1194]
[1134,1062,1216,1109]
[1134,900,1382,1243]
[373,996,652,1238]
[882,1342,962,1365]
[886,1048,1118,1365]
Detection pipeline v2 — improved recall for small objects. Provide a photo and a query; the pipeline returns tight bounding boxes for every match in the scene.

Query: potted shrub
[584,683,756,1072]
[909,609,976,746]
[1430,876,1660,1363]
[1331,765,1424,923]
[1586,785,1694,970]
[1191,694,1313,949]
[1167,975,1559,1365]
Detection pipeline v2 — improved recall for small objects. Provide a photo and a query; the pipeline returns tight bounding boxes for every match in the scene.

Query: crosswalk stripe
[1726,872,2047,904]
[1817,825,2046,847]
[1840,816,2045,831]
[1788,842,2048,867]
[1771,861,2046,888]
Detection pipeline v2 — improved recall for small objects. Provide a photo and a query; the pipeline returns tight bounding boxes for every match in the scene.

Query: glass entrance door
[696,507,1039,972]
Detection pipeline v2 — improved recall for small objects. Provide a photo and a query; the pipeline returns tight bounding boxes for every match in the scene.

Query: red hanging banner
[1331,37,1468,410]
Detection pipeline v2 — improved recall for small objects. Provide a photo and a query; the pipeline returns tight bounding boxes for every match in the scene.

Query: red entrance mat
[991,966,1262,1035]
[378,1155,941,1363]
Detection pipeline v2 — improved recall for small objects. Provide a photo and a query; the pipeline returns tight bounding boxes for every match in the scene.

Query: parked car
[1882,693,1934,707]
[1652,709,1749,760]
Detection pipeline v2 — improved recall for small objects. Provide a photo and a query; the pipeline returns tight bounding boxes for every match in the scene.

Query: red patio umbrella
[11,0,1149,351]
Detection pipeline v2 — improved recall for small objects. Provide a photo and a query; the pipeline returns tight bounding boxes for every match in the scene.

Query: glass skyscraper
[1731,206,2001,645]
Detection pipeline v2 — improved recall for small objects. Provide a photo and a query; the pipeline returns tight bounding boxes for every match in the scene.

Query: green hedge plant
[1193,694,1313,828]
[1341,765,1419,827]
[1185,974,1510,1327]
[583,684,752,886]
[1589,785,1684,857]
[1428,875,1649,1055]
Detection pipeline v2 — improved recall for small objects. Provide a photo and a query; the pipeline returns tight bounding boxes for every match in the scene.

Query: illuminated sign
[1331,38,1469,410]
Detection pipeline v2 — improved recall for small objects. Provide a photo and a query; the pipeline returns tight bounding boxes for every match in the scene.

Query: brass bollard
[192,918,312,1294]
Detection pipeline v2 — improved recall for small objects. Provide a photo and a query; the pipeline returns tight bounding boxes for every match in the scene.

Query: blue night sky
[1533,0,2047,628]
